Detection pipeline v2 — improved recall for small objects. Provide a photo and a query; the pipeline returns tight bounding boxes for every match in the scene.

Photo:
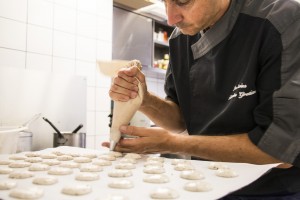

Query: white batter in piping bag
[97,60,143,151]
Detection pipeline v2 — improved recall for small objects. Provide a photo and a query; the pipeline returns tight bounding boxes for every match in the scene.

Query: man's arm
[173,133,280,164]
[139,92,186,133]
[116,126,291,167]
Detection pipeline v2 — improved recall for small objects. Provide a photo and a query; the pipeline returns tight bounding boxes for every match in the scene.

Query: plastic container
[0,126,20,154]
[17,131,33,153]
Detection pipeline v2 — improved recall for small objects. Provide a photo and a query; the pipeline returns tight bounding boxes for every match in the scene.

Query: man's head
[163,0,231,35]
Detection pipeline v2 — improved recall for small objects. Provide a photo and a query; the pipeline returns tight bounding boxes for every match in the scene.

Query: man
[104,0,300,199]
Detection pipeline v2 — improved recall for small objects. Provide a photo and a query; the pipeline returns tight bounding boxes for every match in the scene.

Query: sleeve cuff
[248,126,266,145]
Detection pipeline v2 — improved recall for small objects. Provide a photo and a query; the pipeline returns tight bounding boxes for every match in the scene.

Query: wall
[0,68,87,150]
[0,0,167,151]
[0,0,113,150]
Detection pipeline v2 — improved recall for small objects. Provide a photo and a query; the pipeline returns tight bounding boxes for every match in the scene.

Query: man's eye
[163,0,192,7]
[175,0,191,6]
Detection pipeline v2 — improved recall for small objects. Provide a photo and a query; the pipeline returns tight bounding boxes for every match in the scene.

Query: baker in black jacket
[104,0,300,199]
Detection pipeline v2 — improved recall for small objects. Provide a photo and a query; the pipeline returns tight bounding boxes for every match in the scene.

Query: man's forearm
[172,133,283,164]
[139,92,186,133]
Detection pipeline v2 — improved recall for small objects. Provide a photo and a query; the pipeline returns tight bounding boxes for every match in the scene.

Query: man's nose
[165,3,183,26]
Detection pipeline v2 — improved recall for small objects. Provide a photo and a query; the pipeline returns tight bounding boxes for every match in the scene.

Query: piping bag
[97,60,143,151]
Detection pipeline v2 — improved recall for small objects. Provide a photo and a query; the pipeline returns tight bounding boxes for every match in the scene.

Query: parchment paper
[0,146,279,200]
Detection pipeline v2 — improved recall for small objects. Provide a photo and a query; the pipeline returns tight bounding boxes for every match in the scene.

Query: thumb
[122,66,140,77]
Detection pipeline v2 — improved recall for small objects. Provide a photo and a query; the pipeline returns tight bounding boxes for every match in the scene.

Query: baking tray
[0,146,278,200]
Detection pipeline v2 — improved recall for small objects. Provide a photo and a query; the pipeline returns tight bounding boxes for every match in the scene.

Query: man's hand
[102,125,176,154]
[109,66,148,103]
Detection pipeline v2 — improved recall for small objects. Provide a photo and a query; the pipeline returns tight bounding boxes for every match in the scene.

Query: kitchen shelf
[154,40,169,47]
[153,20,174,75]
[112,7,173,79]
[143,66,166,79]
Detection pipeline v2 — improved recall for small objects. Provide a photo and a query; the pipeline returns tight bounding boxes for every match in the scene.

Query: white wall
[0,0,167,151]
[0,0,113,150]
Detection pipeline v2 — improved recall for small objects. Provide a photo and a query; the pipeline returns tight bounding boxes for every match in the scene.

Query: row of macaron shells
[0,150,238,199]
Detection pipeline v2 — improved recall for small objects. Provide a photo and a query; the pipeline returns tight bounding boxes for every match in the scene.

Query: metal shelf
[154,40,169,47]
[142,66,166,79]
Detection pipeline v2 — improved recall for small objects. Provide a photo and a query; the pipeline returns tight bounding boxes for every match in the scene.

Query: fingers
[101,141,134,153]
[121,66,146,83]
[119,126,152,137]
[118,69,139,84]
[114,146,133,153]
[109,77,138,101]
[115,139,149,154]
[116,138,163,154]
[109,66,145,102]
[115,139,134,151]
[101,141,133,153]
[110,79,138,101]
[101,142,110,148]
[117,126,165,153]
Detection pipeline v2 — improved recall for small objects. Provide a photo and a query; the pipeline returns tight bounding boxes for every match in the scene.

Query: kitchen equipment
[72,124,83,133]
[0,126,19,154]
[17,131,33,153]
[42,117,65,139]
[0,113,40,154]
[0,113,41,134]
[42,117,85,148]
[53,132,86,148]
